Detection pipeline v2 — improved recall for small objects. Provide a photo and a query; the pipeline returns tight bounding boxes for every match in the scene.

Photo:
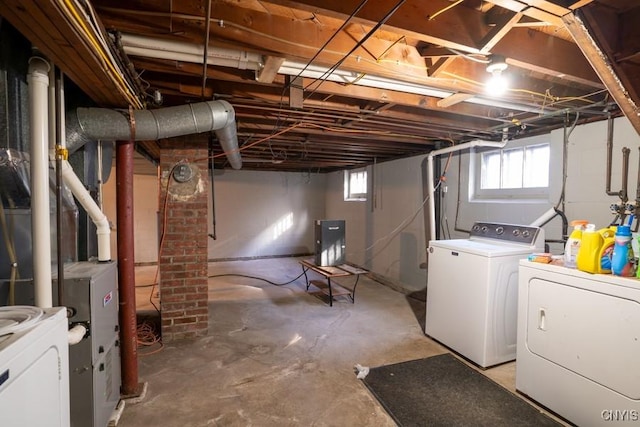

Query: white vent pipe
[68,323,87,345]
[60,161,111,261]
[120,33,263,71]
[66,100,242,170]
[27,56,53,308]
[427,140,507,243]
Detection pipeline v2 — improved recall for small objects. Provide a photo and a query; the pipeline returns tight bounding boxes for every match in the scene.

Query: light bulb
[486,70,508,96]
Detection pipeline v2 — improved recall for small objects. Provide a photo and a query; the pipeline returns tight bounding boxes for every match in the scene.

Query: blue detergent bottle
[611,225,635,276]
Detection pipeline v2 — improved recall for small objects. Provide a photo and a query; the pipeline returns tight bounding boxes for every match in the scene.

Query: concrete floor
[120,257,567,427]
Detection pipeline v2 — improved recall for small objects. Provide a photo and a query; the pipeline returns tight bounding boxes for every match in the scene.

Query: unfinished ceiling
[1,0,639,172]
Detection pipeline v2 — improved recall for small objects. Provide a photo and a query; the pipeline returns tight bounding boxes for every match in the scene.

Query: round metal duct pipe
[66,100,242,169]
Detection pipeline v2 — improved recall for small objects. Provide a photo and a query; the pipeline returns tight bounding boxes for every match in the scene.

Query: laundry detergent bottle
[564,220,588,268]
[598,226,617,274]
[612,225,635,276]
[576,223,603,273]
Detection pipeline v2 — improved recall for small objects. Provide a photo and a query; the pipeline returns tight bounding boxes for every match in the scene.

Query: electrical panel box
[314,220,346,266]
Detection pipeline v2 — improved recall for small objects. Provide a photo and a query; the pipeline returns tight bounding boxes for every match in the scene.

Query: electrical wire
[137,320,163,356]
[439,70,607,108]
[208,271,306,287]
[352,149,454,264]
[270,0,370,148]
[58,0,143,108]
[358,183,436,265]
[556,112,579,210]
[429,0,464,21]
[303,0,408,99]
[453,152,470,234]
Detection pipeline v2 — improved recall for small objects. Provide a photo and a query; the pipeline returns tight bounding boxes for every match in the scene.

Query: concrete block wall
[158,139,209,341]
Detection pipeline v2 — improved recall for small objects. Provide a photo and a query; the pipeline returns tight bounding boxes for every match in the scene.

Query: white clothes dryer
[517,260,640,426]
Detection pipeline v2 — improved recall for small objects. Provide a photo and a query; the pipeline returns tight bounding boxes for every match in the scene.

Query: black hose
[208,272,306,287]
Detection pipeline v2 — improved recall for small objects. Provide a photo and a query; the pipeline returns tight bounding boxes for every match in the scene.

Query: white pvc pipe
[28,56,53,308]
[427,140,507,244]
[61,160,111,261]
[68,323,87,345]
[120,34,263,70]
[530,207,557,227]
[53,70,110,262]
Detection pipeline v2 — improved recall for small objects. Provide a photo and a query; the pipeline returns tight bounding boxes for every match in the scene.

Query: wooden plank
[493,27,602,87]
[478,12,522,53]
[563,13,640,135]
[0,0,132,107]
[256,56,285,83]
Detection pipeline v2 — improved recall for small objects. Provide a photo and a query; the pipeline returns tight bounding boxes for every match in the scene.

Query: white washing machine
[0,306,70,427]
[425,222,544,368]
[517,260,640,426]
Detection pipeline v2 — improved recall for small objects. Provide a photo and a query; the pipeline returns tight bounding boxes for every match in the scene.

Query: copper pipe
[116,139,139,396]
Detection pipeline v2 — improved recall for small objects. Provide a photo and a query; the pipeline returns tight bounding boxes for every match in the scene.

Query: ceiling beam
[0,0,131,107]
[563,12,640,135]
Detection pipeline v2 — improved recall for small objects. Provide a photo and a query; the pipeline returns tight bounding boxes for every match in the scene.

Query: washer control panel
[470,222,541,245]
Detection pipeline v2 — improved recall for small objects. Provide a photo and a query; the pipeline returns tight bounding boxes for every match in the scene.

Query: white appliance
[0,306,70,427]
[517,260,640,426]
[425,222,544,368]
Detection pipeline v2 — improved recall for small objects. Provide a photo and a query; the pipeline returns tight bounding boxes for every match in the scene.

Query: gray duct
[65,100,242,169]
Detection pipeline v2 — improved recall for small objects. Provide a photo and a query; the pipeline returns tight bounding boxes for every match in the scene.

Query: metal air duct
[65,100,242,169]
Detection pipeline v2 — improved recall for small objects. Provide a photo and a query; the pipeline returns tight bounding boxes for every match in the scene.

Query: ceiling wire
[269,0,371,157]
[201,0,212,100]
[429,0,465,21]
[303,0,409,100]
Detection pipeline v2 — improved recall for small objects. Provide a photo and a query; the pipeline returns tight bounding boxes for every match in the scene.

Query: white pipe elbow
[61,160,111,261]
[68,323,87,346]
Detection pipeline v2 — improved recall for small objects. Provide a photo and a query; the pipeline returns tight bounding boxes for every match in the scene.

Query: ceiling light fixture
[485,54,509,97]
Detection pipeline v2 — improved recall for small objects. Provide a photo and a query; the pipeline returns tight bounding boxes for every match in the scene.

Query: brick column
[158,138,209,341]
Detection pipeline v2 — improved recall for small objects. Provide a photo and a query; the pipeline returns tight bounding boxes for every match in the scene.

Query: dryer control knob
[496,226,504,235]
[513,229,520,236]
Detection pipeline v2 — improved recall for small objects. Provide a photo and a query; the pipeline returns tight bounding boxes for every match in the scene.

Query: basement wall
[443,115,640,255]
[206,170,326,260]
[101,115,639,295]
[325,156,429,295]
[103,172,159,264]
[325,115,640,294]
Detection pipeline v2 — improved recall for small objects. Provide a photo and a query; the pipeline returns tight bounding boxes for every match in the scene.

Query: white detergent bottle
[564,220,588,268]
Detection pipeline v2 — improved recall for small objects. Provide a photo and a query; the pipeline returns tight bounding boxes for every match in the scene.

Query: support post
[116,139,141,397]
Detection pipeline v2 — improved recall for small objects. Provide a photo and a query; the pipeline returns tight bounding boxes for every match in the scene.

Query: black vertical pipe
[208,137,217,240]
[116,139,139,396]
[434,155,442,240]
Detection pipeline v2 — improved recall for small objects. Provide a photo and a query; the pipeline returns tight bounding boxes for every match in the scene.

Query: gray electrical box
[62,262,121,427]
[314,220,346,266]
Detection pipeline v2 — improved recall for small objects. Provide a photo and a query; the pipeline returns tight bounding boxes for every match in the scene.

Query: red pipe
[116,139,139,396]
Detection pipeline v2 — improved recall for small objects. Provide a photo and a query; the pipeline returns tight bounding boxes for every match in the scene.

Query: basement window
[471,140,550,201]
[344,169,367,201]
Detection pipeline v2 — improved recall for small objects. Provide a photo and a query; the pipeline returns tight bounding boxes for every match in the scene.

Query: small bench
[299,259,368,306]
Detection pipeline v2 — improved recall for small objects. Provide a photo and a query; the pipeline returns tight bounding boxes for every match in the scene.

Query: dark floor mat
[361,353,562,427]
